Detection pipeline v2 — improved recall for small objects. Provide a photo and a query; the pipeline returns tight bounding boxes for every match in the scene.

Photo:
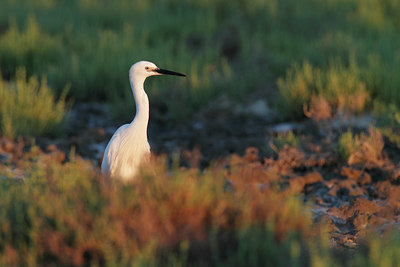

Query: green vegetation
[337,127,384,165]
[0,16,62,79]
[0,68,68,138]
[278,59,369,117]
[375,104,400,148]
[273,130,299,150]
[338,130,359,160]
[1,0,400,122]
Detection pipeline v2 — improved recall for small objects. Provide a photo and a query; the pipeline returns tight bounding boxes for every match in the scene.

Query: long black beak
[155,68,186,77]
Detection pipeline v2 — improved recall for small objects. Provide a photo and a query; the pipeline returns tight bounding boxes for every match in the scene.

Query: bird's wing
[101,124,129,176]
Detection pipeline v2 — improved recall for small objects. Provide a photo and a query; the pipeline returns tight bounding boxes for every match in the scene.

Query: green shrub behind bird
[0,68,68,138]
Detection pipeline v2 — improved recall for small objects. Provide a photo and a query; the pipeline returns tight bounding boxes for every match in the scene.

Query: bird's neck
[130,76,149,134]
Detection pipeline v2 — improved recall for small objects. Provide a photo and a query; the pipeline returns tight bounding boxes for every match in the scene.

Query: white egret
[101,61,185,180]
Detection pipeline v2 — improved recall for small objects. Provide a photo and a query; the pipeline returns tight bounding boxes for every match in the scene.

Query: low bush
[338,128,384,166]
[0,16,62,78]
[0,68,68,138]
[278,59,369,118]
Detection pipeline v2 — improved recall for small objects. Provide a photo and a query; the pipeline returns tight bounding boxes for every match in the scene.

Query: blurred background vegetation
[1,0,400,137]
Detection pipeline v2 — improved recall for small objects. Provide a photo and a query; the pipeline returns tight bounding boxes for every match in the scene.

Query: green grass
[0,68,68,138]
[0,16,62,79]
[337,127,384,165]
[338,130,360,160]
[1,0,400,122]
[273,131,300,151]
[278,58,369,118]
[375,104,400,148]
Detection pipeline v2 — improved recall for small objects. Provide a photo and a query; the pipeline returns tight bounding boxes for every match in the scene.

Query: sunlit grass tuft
[0,68,68,138]
[273,131,299,151]
[338,130,359,161]
[278,58,369,118]
[338,127,384,166]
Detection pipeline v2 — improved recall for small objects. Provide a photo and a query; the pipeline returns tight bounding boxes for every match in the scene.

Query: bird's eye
[145,66,150,70]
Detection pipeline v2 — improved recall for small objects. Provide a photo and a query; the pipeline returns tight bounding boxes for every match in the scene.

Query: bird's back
[101,124,150,180]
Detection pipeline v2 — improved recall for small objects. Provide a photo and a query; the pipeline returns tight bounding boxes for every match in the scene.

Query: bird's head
[129,61,186,80]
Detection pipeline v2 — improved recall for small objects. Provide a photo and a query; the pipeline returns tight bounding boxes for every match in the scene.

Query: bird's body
[101,61,185,180]
[101,123,150,180]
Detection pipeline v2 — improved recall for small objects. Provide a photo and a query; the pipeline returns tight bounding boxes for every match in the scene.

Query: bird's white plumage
[101,61,184,181]
[101,61,155,180]
[101,123,150,180]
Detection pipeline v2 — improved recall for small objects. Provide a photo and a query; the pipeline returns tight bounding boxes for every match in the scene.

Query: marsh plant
[1,0,400,120]
[0,68,68,138]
